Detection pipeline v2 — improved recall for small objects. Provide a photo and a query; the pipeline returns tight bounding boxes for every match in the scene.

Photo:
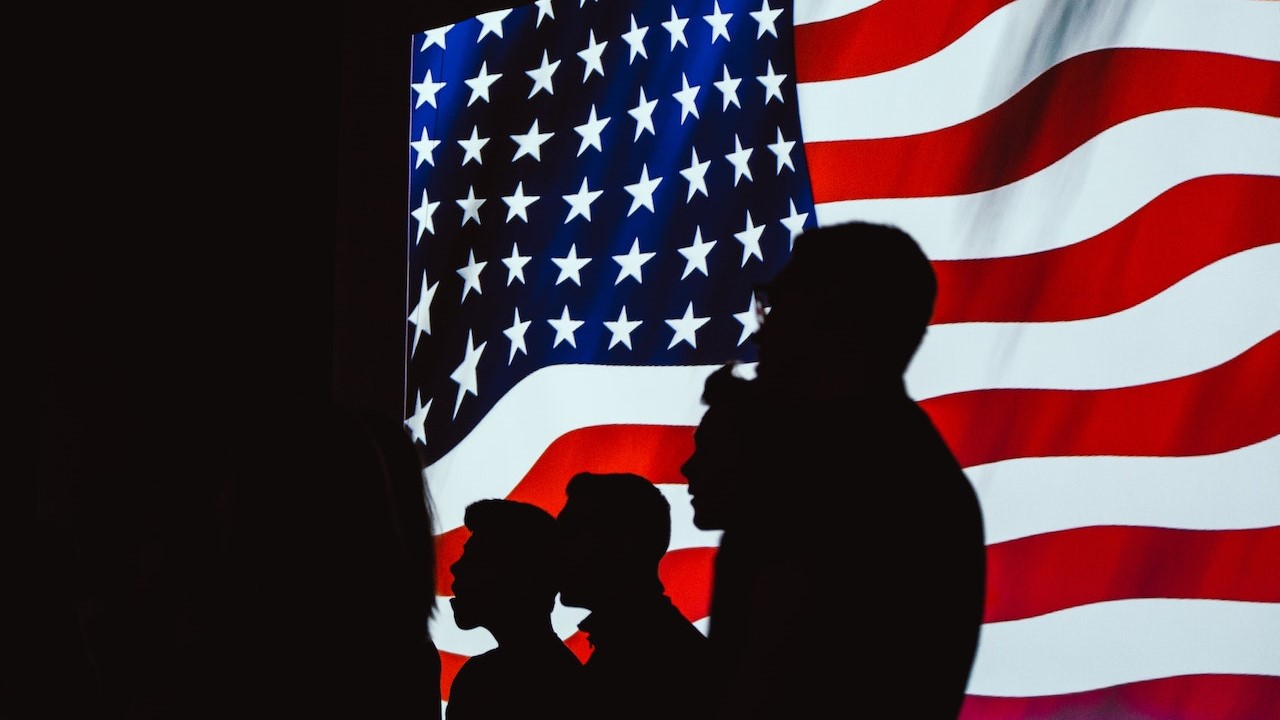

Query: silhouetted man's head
[556,472,672,610]
[450,499,561,632]
[752,221,937,383]
[681,364,760,531]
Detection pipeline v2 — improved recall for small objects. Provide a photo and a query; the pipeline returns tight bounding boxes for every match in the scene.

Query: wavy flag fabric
[405,0,1280,716]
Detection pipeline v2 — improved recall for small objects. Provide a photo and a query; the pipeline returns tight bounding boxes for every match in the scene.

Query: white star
[757,60,787,105]
[578,29,608,81]
[621,14,649,63]
[780,199,810,250]
[613,238,656,285]
[666,302,710,350]
[574,104,610,156]
[562,178,603,223]
[465,61,502,106]
[548,306,585,349]
[501,181,540,223]
[411,189,440,243]
[476,9,512,40]
[407,272,438,355]
[663,7,689,50]
[404,392,430,445]
[623,164,662,216]
[714,65,742,111]
[750,0,783,39]
[672,73,701,124]
[535,0,555,26]
[725,133,754,186]
[456,249,487,301]
[420,24,452,51]
[511,119,554,162]
[457,185,486,226]
[733,292,762,346]
[629,87,659,140]
[768,127,796,174]
[680,147,711,201]
[677,227,716,279]
[458,126,489,166]
[526,50,560,98]
[412,69,446,109]
[411,126,441,169]
[734,210,766,266]
[704,1,733,44]
[503,308,531,363]
[551,243,592,286]
[604,306,643,350]
[502,242,533,285]
[449,331,487,418]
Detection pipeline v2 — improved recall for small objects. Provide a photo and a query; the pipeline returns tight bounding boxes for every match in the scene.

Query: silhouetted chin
[450,596,481,631]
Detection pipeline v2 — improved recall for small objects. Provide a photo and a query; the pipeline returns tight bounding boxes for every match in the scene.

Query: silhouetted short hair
[562,472,671,565]
[462,499,560,600]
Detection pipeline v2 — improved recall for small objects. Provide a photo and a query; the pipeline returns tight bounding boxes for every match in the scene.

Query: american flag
[406,0,1280,716]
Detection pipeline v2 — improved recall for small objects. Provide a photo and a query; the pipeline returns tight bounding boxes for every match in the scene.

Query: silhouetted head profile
[752,221,937,387]
[556,472,671,610]
[450,499,561,633]
[681,364,760,531]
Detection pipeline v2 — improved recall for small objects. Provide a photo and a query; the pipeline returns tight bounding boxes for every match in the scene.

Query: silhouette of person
[446,498,584,720]
[555,471,712,720]
[708,221,987,720]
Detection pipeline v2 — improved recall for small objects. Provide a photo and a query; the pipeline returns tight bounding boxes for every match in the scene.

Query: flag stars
[578,30,608,81]
[535,0,554,27]
[629,87,659,140]
[475,9,512,40]
[411,126,441,168]
[780,200,810,249]
[714,65,742,110]
[411,189,440,242]
[768,127,796,174]
[511,119,554,161]
[457,185,486,226]
[613,238,656,285]
[420,24,452,51]
[622,14,649,63]
[404,392,430,446]
[750,0,783,39]
[458,126,490,165]
[449,331,487,418]
[465,61,502,106]
[407,271,438,355]
[680,147,711,201]
[604,307,643,350]
[623,164,662,216]
[563,178,604,223]
[574,104,610,156]
[757,60,787,104]
[672,73,701,124]
[734,210,766,266]
[548,306,585,349]
[677,227,716,279]
[502,242,533,285]
[501,181,540,223]
[412,69,446,109]
[503,308,532,363]
[526,51,560,97]
[704,1,733,44]
[456,249,487,301]
[725,134,754,185]
[551,243,592,286]
[666,302,710,350]
[663,6,689,50]
[733,293,762,346]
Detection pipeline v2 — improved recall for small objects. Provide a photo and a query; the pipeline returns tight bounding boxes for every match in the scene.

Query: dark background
[29,1,511,716]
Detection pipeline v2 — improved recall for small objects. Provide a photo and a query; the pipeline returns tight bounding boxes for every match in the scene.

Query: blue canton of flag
[406,0,815,464]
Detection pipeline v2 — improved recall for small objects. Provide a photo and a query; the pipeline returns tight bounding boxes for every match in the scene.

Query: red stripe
[794,0,1018,82]
[805,49,1280,203]
[985,526,1280,623]
[959,674,1280,720]
[930,176,1280,323]
[922,331,1280,468]
[440,648,466,702]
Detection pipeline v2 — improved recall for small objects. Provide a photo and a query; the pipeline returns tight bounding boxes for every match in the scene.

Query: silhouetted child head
[753,221,937,384]
[556,472,671,610]
[450,499,561,632]
[681,364,760,531]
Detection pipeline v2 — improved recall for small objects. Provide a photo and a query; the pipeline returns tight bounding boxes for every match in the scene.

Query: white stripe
[432,595,591,657]
[969,435,1280,544]
[814,109,1280,260]
[968,598,1280,696]
[793,0,879,25]
[796,0,1280,141]
[905,243,1280,398]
